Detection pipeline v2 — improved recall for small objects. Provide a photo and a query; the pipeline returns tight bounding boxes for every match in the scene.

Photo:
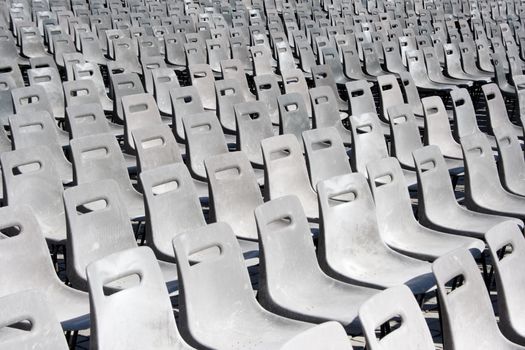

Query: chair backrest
[87,247,190,350]
[367,157,419,234]
[450,88,482,139]
[255,195,325,306]
[398,71,423,116]
[140,162,205,262]
[66,102,111,139]
[64,179,137,290]
[111,72,145,122]
[1,147,66,242]
[0,205,69,297]
[309,86,343,129]
[377,75,404,121]
[70,133,134,196]
[346,80,376,116]
[132,124,183,174]
[205,151,263,240]
[432,248,504,349]
[215,78,246,132]
[482,83,513,130]
[27,67,64,118]
[254,74,281,125]
[303,127,351,188]
[188,63,215,110]
[485,221,525,344]
[261,134,314,200]
[282,68,312,117]
[0,290,68,350]
[63,79,101,107]
[122,93,163,152]
[350,112,389,175]
[388,104,423,168]
[278,92,311,147]
[359,285,434,350]
[234,101,274,166]
[317,173,384,272]
[173,222,263,347]
[170,85,205,142]
[493,125,525,195]
[151,68,180,115]
[182,111,228,181]
[11,85,53,117]
[414,143,461,203]
[461,132,505,203]
[9,111,70,183]
[422,96,462,159]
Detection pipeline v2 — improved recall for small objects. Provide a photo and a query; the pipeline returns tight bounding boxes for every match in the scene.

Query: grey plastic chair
[140,163,206,263]
[317,172,434,294]
[0,290,69,350]
[169,85,205,142]
[1,147,67,243]
[110,72,145,123]
[433,248,525,350]
[485,222,525,345]
[188,64,216,110]
[121,93,163,152]
[254,74,281,125]
[70,133,144,220]
[261,134,318,221]
[205,151,263,241]
[461,132,525,220]
[0,205,89,331]
[255,195,378,332]
[422,96,463,160]
[493,126,525,196]
[367,157,485,261]
[182,111,229,182]
[215,78,246,133]
[282,68,312,117]
[359,285,435,350]
[132,124,183,174]
[73,62,113,111]
[151,68,180,116]
[398,71,424,117]
[483,83,522,138]
[65,102,113,139]
[377,74,405,122]
[450,88,497,147]
[172,222,325,349]
[309,86,352,145]
[27,67,65,119]
[303,127,351,188]
[413,145,522,238]
[278,92,311,148]
[9,112,72,184]
[64,179,178,292]
[87,247,193,350]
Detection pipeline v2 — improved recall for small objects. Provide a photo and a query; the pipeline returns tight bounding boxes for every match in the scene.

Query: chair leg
[68,330,78,350]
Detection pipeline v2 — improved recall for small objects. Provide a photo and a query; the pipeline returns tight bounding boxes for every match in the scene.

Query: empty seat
[317,173,435,294]
[485,222,525,346]
[359,285,435,350]
[483,83,522,138]
[309,86,352,145]
[205,151,263,241]
[121,93,163,152]
[70,133,144,220]
[413,145,522,239]
[261,134,318,220]
[87,247,193,350]
[0,205,89,331]
[493,125,525,196]
[172,222,331,349]
[303,127,352,188]
[64,180,178,291]
[1,147,67,243]
[0,290,69,350]
[255,195,378,331]
[433,248,525,350]
[462,132,525,220]
[367,157,485,261]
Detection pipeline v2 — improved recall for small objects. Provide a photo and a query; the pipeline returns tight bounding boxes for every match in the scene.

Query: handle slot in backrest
[190,122,211,133]
[356,123,373,134]
[328,189,358,206]
[381,84,393,91]
[128,103,148,113]
[74,113,96,123]
[266,215,293,231]
[445,273,466,295]
[374,314,403,341]
[117,81,135,89]
[284,102,298,112]
[314,95,329,104]
[188,244,223,266]
[76,198,108,215]
[103,271,142,296]
[311,139,332,151]
[156,76,171,83]
[269,147,291,161]
[0,224,22,238]
[19,95,39,105]
[152,179,179,196]
[351,89,364,97]
[2,318,33,332]
[81,146,110,160]
[285,76,299,84]
[497,242,514,261]
[193,71,207,78]
[374,173,393,187]
[467,146,483,157]
[220,88,236,96]
[12,161,41,175]
[141,136,165,150]
[419,159,436,173]
[214,166,241,180]
[70,88,89,97]
[33,75,51,83]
